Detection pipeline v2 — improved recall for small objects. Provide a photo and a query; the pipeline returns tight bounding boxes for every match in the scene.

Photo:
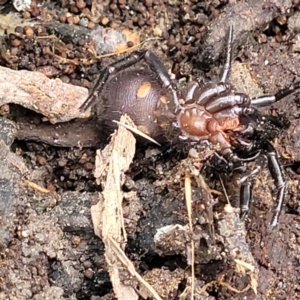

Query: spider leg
[186,26,234,107]
[239,123,255,136]
[144,51,182,111]
[205,93,250,113]
[266,142,286,227]
[239,182,253,221]
[220,25,233,84]
[250,80,300,108]
[237,155,267,220]
[274,80,300,102]
[222,147,261,163]
[237,143,286,226]
[251,95,276,107]
[192,82,231,106]
[80,50,146,111]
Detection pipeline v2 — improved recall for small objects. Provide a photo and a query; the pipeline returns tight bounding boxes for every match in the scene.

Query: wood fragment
[23,179,50,194]
[91,115,162,300]
[0,66,89,124]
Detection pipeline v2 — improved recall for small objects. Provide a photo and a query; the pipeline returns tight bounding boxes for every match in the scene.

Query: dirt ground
[0,0,300,299]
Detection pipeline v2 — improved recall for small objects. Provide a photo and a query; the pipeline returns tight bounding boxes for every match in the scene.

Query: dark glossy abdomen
[101,69,169,138]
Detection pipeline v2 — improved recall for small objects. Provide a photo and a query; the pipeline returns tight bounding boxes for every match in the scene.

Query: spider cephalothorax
[80,26,299,226]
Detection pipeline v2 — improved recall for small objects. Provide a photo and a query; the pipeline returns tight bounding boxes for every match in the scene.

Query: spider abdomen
[101,69,172,137]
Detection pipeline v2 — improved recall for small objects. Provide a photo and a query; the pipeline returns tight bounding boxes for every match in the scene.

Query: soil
[0,1,300,300]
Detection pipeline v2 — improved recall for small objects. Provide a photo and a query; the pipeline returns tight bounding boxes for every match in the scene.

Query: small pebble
[15,26,23,34]
[59,13,67,23]
[23,10,31,19]
[76,0,86,10]
[24,26,34,36]
[71,235,81,245]
[10,38,21,47]
[67,16,74,24]
[87,21,95,29]
[36,155,47,166]
[101,17,109,26]
[127,41,134,47]
[84,269,94,279]
[84,162,94,171]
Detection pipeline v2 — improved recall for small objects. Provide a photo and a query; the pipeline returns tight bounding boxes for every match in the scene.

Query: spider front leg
[185,26,233,106]
[266,142,286,227]
[250,79,300,108]
[80,51,146,111]
[144,51,182,111]
[186,26,234,106]
[220,24,233,84]
[239,182,253,221]
[237,155,267,221]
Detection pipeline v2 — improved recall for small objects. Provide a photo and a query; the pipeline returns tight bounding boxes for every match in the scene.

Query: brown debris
[16,118,102,147]
[141,268,185,299]
[0,13,35,35]
[217,204,259,295]
[91,115,162,300]
[0,66,89,124]
[90,26,140,56]
[92,114,136,240]
[23,179,51,194]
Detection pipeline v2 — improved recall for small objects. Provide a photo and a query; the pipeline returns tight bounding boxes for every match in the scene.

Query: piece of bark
[0,66,89,124]
[91,115,162,300]
[91,115,137,299]
[16,118,103,148]
[217,204,259,295]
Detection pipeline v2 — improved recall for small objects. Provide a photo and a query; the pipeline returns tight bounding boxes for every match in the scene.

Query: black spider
[80,26,299,226]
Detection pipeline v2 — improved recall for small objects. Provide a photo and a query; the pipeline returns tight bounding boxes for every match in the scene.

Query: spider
[80,26,299,226]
